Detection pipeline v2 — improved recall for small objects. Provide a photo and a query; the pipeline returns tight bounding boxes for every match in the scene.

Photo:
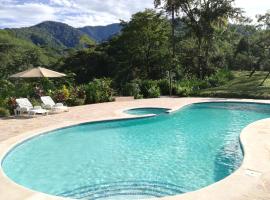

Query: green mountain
[6,21,94,49]
[0,29,61,78]
[5,21,121,49]
[79,23,122,43]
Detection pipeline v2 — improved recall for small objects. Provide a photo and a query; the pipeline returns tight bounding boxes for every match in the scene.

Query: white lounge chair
[15,98,48,117]
[41,96,68,112]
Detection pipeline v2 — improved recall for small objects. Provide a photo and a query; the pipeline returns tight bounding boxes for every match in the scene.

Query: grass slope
[200,71,270,99]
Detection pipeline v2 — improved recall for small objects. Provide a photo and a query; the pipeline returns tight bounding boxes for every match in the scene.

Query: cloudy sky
[0,0,269,28]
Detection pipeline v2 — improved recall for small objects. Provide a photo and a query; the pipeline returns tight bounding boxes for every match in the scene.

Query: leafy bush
[174,84,194,96]
[122,81,142,99]
[40,78,56,94]
[67,97,85,106]
[54,85,70,103]
[13,82,35,98]
[33,86,45,98]
[0,80,15,99]
[29,98,41,107]
[85,78,114,104]
[0,107,10,117]
[174,78,209,97]
[208,69,234,87]
[66,86,86,106]
[140,80,160,98]
[7,97,17,114]
[148,86,161,98]
[157,79,170,95]
[0,98,6,108]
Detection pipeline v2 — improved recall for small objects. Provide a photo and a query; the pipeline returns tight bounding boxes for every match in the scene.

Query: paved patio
[0,97,270,200]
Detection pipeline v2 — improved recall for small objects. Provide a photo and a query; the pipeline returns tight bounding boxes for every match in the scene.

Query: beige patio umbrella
[10,67,66,78]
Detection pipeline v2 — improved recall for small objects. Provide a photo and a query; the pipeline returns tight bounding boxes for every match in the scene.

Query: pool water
[124,108,169,115]
[2,102,270,200]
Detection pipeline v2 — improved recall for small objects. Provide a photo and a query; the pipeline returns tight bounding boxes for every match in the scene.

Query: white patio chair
[15,98,48,117]
[41,96,68,112]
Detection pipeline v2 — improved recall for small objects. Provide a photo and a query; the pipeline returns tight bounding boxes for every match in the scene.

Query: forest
[0,0,269,116]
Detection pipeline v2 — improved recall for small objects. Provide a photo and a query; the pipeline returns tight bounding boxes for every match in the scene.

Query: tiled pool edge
[0,97,270,200]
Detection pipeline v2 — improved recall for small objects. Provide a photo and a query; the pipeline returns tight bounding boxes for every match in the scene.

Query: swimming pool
[2,102,270,200]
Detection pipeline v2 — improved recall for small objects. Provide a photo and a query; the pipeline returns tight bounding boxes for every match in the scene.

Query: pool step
[58,181,185,200]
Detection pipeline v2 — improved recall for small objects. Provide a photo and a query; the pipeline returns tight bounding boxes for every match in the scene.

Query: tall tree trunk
[198,38,203,80]
[248,68,256,78]
[259,71,270,86]
[204,39,210,79]
[169,4,175,96]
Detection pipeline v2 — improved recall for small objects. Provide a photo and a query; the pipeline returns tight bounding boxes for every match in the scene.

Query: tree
[107,9,171,87]
[256,11,270,85]
[233,11,270,85]
[58,46,113,84]
[154,0,180,95]
[176,0,242,79]
[257,11,270,30]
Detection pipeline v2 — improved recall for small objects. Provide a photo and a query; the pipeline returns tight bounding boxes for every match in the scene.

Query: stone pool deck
[0,97,270,200]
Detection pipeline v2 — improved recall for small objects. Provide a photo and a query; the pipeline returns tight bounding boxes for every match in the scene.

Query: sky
[0,0,269,28]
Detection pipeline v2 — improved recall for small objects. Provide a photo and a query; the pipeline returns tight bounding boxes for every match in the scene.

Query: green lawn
[199,71,270,99]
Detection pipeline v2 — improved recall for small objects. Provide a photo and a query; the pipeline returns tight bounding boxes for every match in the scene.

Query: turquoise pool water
[2,102,270,200]
[124,108,169,115]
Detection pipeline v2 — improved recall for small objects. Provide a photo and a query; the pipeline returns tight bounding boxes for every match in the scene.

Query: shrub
[157,79,170,95]
[85,78,114,104]
[0,98,6,108]
[54,85,70,103]
[140,80,160,98]
[174,84,194,97]
[208,69,234,87]
[174,78,209,97]
[67,97,85,106]
[122,81,142,99]
[0,107,10,117]
[0,80,15,99]
[40,78,56,93]
[14,82,35,98]
[29,98,41,107]
[148,86,161,98]
[7,97,17,115]
[33,86,44,98]
[66,86,86,106]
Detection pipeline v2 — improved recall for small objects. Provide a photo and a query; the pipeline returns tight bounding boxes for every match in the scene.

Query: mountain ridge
[4,21,122,49]
[79,23,122,42]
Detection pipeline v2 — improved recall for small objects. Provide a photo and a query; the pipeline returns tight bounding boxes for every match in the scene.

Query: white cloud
[49,0,74,7]
[0,0,269,28]
[55,0,154,27]
[235,0,270,20]
[0,2,55,27]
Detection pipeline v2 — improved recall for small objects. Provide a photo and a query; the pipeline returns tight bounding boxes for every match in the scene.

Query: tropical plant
[158,79,170,95]
[85,78,114,104]
[0,107,10,117]
[140,80,161,98]
[54,85,70,103]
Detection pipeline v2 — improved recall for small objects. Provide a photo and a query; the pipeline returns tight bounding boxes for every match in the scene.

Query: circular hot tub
[124,107,170,116]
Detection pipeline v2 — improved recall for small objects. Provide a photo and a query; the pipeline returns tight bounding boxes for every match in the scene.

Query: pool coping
[0,97,270,200]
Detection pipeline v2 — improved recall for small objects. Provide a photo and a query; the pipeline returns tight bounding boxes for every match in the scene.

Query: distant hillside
[0,30,60,78]
[6,21,95,49]
[5,21,121,49]
[79,23,122,43]
[34,21,90,48]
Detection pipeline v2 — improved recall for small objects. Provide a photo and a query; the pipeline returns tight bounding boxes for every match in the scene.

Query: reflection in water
[214,140,242,181]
